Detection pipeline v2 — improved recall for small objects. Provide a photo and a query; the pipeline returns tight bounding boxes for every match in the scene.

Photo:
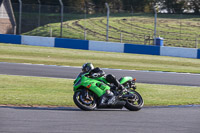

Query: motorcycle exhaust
[98,101,126,109]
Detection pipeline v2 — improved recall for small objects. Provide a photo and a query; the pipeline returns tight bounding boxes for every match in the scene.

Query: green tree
[161,0,186,13]
[188,0,200,14]
[122,0,155,12]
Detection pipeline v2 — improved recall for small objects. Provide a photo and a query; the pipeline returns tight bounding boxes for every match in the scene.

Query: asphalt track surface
[0,62,200,86]
[0,106,200,133]
[1,62,200,133]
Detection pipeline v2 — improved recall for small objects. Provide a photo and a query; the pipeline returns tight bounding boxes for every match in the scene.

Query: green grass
[139,83,200,106]
[0,43,200,73]
[0,75,200,106]
[0,75,74,106]
[1,42,199,107]
[23,13,200,48]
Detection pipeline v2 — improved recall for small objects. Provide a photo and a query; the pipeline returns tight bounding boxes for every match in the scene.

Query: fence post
[105,3,110,42]
[49,25,52,37]
[59,0,64,38]
[14,26,17,35]
[84,30,87,40]
[18,0,22,34]
[38,0,41,27]
[37,0,41,35]
[84,2,87,40]
[153,5,158,45]
[144,35,146,45]
[131,6,134,43]
[120,33,123,43]
[196,35,199,48]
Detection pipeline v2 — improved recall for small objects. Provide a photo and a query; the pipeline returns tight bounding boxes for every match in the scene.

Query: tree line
[11,0,200,14]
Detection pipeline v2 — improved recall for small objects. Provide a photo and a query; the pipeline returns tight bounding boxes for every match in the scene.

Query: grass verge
[1,75,200,106]
[0,43,200,74]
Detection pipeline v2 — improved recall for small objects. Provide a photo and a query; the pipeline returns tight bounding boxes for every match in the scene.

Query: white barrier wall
[160,46,198,58]
[21,35,55,47]
[89,41,124,53]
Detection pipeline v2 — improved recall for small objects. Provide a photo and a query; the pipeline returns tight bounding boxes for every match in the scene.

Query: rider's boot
[118,84,125,90]
[106,90,116,105]
[99,95,107,106]
[107,95,116,105]
[100,90,116,105]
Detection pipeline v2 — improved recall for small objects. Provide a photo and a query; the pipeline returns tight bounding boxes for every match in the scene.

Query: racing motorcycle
[73,72,144,111]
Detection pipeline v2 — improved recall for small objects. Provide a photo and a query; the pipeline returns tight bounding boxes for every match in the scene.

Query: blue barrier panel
[55,38,89,50]
[198,49,200,59]
[124,44,160,55]
[0,34,21,44]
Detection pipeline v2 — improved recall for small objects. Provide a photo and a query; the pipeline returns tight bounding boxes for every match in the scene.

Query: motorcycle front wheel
[73,89,97,111]
[124,91,144,111]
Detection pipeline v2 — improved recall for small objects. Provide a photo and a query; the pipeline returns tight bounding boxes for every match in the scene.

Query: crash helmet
[82,63,94,73]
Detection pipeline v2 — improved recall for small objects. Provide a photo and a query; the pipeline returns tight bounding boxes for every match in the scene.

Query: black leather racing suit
[89,67,123,90]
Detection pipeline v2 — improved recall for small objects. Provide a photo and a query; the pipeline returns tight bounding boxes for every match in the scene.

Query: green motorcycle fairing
[73,73,110,97]
[119,76,133,84]
[73,73,134,97]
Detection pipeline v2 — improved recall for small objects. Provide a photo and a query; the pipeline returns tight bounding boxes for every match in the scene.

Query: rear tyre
[73,89,97,111]
[124,91,144,111]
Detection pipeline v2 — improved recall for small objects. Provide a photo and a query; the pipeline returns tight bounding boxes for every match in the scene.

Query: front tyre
[73,89,97,111]
[124,91,144,111]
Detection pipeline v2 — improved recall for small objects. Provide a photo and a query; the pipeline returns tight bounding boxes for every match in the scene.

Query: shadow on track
[0,106,81,111]
[0,106,130,111]
[1,105,200,112]
[0,106,129,111]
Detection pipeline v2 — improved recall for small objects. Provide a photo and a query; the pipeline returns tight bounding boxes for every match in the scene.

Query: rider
[82,63,124,105]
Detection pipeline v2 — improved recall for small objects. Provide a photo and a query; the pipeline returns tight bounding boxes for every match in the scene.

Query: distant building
[0,0,16,34]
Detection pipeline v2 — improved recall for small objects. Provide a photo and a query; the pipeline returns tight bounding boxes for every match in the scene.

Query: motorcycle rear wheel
[73,89,97,111]
[124,91,144,111]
